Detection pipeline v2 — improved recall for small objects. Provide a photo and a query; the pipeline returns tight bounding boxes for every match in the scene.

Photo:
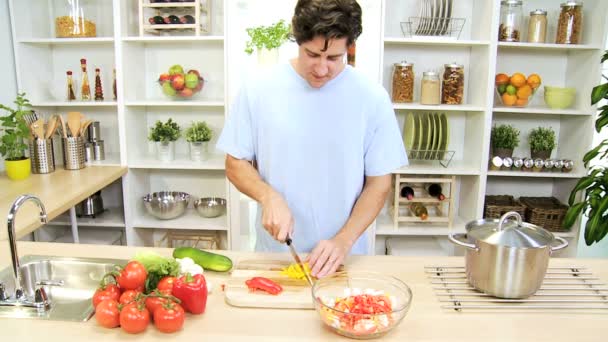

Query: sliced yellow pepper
[281,262,313,280]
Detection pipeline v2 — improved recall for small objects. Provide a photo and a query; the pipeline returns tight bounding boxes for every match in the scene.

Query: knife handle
[285,237,292,246]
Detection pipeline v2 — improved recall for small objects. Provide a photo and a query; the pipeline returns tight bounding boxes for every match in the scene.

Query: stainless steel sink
[0,255,125,321]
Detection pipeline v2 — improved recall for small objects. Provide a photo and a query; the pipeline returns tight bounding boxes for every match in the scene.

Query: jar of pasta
[556,1,583,44]
[391,61,414,103]
[55,1,97,38]
[441,63,464,105]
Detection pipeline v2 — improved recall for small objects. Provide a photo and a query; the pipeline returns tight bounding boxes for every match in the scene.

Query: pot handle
[550,236,569,252]
[448,233,479,252]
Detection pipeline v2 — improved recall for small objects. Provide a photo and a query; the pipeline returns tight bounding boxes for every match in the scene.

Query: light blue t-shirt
[217,63,407,254]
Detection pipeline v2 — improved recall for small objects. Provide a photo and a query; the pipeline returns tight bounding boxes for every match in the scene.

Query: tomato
[92,284,121,308]
[145,295,168,317]
[154,302,185,333]
[116,261,147,291]
[119,290,142,305]
[95,299,120,328]
[119,302,150,334]
[157,276,176,294]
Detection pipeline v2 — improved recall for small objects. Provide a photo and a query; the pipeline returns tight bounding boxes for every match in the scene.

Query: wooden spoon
[67,112,81,138]
[30,119,45,140]
[80,119,93,138]
[45,115,58,139]
[58,114,68,138]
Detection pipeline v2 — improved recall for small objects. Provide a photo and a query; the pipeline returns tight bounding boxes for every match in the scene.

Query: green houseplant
[185,121,213,162]
[244,19,291,66]
[528,126,556,160]
[148,118,180,162]
[564,50,608,245]
[491,124,520,158]
[0,93,33,180]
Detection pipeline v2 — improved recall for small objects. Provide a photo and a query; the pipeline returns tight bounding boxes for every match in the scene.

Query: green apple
[185,73,199,89]
[497,84,506,95]
[162,81,177,97]
[169,64,184,75]
[506,85,517,95]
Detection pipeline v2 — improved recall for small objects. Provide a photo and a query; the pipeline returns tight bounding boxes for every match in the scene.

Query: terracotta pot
[531,149,551,160]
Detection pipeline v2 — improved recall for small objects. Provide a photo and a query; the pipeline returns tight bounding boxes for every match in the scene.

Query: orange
[527,74,542,89]
[515,98,528,107]
[495,73,510,86]
[510,73,526,88]
[502,93,517,106]
[516,84,532,99]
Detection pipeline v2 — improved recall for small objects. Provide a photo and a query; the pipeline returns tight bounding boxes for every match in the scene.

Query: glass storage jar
[55,0,97,38]
[498,0,523,42]
[441,63,464,105]
[420,71,440,105]
[527,9,547,43]
[391,61,414,103]
[556,1,583,44]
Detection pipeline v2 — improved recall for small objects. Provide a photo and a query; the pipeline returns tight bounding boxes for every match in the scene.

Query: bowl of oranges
[495,73,542,107]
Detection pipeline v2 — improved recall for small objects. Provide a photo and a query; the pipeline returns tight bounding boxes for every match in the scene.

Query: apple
[187,69,200,78]
[178,88,193,98]
[162,82,177,97]
[185,73,199,89]
[171,74,185,91]
[194,78,204,92]
[158,73,170,83]
[169,64,184,75]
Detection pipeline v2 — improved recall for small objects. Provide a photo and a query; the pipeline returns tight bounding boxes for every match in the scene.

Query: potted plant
[148,118,180,162]
[185,121,213,162]
[564,49,608,245]
[244,19,291,66]
[491,124,520,158]
[528,126,556,160]
[0,93,33,180]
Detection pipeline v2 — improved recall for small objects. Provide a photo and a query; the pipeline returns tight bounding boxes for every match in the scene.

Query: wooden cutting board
[224,259,315,309]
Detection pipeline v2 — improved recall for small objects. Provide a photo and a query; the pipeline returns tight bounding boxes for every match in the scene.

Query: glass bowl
[312,271,412,339]
[495,86,538,108]
[157,73,205,100]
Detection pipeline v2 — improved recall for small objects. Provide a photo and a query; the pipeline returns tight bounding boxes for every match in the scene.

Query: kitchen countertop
[0,242,606,341]
[0,166,127,240]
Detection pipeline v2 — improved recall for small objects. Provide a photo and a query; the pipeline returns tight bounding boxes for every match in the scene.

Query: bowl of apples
[158,64,204,100]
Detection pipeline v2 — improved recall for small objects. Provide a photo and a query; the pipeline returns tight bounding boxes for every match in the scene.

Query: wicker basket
[484,195,526,219]
[519,197,569,232]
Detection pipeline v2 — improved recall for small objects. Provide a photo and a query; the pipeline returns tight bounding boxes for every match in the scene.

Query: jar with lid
[391,61,414,103]
[527,9,547,43]
[499,0,523,42]
[420,71,440,105]
[55,1,97,38]
[556,1,583,44]
[441,63,464,105]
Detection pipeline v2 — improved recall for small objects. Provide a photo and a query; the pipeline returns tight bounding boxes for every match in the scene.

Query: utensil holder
[29,138,55,174]
[62,136,86,170]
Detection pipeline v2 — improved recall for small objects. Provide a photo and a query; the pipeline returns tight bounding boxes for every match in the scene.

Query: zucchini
[173,247,233,272]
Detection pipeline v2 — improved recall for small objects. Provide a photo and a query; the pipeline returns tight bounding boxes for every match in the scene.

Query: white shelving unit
[7,0,607,257]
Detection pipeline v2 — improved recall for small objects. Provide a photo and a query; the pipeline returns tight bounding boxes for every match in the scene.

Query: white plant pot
[156,141,175,162]
[189,141,209,162]
[257,48,279,67]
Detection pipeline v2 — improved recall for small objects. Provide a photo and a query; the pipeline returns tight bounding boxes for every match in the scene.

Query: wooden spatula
[80,119,93,138]
[58,114,68,138]
[30,119,45,140]
[45,115,58,139]
[67,112,81,138]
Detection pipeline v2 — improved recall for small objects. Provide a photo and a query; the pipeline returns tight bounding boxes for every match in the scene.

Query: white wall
[0,0,18,171]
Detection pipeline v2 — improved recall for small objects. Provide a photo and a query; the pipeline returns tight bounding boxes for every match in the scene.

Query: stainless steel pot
[448,211,568,299]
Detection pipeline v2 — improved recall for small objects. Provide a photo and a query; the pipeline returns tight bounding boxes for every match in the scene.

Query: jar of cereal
[391,61,414,103]
[556,1,583,44]
[55,1,97,38]
[441,63,464,105]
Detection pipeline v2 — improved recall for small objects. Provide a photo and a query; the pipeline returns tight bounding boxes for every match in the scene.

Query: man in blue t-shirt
[217,0,407,278]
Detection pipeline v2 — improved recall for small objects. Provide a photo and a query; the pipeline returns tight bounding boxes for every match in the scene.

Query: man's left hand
[306,237,352,278]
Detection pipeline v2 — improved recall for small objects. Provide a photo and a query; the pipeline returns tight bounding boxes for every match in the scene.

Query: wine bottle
[400,186,414,200]
[426,183,445,201]
[409,202,428,220]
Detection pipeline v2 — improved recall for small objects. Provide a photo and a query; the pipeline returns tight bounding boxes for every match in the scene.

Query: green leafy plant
[0,93,32,161]
[564,50,608,245]
[528,126,556,152]
[148,118,181,143]
[185,121,213,143]
[491,124,520,150]
[244,19,291,55]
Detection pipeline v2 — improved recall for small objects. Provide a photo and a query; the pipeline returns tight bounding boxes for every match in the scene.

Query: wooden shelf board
[32,101,117,107]
[46,207,125,228]
[394,161,480,175]
[376,213,466,236]
[129,153,225,170]
[134,209,228,230]
[123,36,224,42]
[497,42,602,51]
[384,37,490,47]
[492,106,591,115]
[124,100,224,107]
[142,3,197,8]
[487,170,584,179]
[393,103,485,112]
[19,37,114,44]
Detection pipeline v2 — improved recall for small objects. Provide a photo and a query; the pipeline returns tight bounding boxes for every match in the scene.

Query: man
[217,0,407,278]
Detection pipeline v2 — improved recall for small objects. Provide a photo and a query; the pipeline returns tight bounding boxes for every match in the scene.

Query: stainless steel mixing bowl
[194,197,227,218]
[143,191,190,220]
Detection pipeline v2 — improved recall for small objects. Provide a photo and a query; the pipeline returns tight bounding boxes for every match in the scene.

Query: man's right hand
[260,191,294,242]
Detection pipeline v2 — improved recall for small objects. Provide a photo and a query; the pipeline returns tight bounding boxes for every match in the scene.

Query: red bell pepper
[245,277,283,295]
[172,273,207,314]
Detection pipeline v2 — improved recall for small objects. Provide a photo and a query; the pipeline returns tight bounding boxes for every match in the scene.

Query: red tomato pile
[322,294,394,336]
[92,260,207,334]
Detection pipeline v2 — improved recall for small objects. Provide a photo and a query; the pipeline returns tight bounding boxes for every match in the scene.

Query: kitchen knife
[285,237,314,286]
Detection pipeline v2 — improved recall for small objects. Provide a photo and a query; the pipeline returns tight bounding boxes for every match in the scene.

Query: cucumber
[173,247,233,272]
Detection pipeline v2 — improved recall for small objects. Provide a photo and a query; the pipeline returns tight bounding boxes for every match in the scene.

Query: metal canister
[522,158,534,172]
[553,159,564,172]
[93,140,105,161]
[490,156,503,171]
[84,142,94,163]
[533,158,544,172]
[543,159,555,172]
[502,157,513,171]
[563,159,574,172]
[512,157,524,170]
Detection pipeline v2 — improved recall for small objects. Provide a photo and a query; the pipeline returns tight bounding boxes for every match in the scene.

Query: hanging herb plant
[244,19,291,55]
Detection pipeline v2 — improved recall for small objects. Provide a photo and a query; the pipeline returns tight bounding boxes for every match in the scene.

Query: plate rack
[389,175,456,229]
[138,0,212,36]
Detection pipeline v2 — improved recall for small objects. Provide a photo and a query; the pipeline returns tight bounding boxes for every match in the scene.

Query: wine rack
[138,0,212,36]
[389,174,456,228]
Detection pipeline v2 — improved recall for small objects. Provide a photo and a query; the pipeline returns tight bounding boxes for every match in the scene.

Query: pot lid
[465,212,554,248]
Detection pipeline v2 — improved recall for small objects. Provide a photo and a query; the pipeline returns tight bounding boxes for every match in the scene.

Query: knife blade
[285,237,314,286]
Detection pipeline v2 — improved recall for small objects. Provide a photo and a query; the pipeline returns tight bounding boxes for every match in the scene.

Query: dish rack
[407,149,455,168]
[389,175,456,228]
[157,230,220,249]
[138,0,212,36]
[400,17,465,39]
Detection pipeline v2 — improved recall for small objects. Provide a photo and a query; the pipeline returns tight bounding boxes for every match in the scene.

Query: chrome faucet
[1,194,50,310]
